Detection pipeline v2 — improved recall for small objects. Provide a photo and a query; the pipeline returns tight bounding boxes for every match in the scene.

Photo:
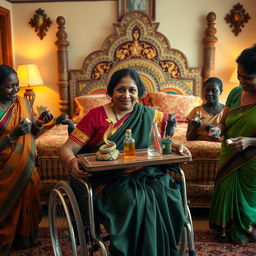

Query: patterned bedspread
[36,123,222,160]
[173,122,221,160]
[36,125,69,157]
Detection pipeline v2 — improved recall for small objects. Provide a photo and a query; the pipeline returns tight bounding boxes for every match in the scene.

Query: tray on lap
[77,149,191,173]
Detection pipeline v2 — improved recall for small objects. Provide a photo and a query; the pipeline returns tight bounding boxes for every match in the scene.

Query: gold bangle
[7,134,17,144]
[66,156,76,170]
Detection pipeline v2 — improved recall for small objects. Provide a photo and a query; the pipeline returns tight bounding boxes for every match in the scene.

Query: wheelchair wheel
[48,181,87,256]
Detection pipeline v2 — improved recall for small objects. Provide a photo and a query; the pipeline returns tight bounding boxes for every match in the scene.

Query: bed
[36,11,220,207]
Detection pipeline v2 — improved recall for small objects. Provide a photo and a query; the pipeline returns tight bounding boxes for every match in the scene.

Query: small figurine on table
[163,113,177,154]
[165,113,177,138]
[96,119,120,161]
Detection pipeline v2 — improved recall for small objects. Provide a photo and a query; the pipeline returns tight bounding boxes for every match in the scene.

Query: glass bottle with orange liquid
[123,129,136,158]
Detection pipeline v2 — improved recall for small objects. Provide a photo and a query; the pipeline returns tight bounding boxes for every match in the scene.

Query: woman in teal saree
[60,68,191,256]
[209,45,256,244]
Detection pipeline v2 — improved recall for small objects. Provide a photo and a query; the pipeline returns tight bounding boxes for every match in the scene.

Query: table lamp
[17,64,44,117]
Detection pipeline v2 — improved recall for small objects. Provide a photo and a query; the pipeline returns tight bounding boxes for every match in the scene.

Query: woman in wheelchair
[60,68,191,256]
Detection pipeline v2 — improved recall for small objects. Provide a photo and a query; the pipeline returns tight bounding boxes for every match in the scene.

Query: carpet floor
[9,227,256,256]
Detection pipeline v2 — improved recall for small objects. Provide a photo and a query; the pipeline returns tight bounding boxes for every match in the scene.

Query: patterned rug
[10,228,256,256]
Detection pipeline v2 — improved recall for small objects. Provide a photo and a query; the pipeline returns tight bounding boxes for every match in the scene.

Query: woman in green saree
[60,68,191,256]
[209,45,256,243]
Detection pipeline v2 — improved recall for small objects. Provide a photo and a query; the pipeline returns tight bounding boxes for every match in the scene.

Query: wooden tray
[77,149,191,173]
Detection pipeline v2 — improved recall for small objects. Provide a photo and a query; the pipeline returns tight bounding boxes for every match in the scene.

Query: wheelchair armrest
[167,163,181,174]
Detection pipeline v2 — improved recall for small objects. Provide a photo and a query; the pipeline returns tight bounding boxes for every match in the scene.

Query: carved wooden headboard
[55,11,217,115]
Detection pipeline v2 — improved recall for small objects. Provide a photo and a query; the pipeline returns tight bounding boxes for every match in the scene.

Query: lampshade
[229,68,239,83]
[17,64,44,87]
[17,64,44,118]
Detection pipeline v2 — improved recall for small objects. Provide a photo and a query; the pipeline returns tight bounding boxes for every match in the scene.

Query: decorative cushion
[141,92,203,121]
[73,94,111,122]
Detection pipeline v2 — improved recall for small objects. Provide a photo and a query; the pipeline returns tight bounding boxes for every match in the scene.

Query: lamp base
[24,88,37,118]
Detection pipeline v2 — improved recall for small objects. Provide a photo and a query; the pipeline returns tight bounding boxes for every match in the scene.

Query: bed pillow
[73,94,111,123]
[145,92,203,121]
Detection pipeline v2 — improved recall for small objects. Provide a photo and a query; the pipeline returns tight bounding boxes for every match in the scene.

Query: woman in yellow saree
[186,77,225,141]
[209,45,256,243]
[0,65,53,254]
[60,68,191,256]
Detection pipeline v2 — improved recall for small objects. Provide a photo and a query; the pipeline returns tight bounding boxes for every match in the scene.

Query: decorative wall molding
[29,8,52,40]
[224,3,251,36]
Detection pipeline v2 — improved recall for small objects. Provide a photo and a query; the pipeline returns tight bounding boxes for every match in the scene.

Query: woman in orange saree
[0,65,53,254]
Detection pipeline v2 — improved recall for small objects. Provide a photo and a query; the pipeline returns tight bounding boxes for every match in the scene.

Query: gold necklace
[112,107,119,121]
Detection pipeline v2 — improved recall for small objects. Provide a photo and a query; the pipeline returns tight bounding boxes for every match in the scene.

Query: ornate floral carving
[203,12,217,82]
[66,11,202,115]
[225,3,251,36]
[29,8,52,40]
[159,61,180,78]
[91,62,112,80]
[115,28,157,61]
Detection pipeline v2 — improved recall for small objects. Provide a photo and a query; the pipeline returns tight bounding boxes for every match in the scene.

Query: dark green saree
[77,104,185,256]
[209,87,256,243]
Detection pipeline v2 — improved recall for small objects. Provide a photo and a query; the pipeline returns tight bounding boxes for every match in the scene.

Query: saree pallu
[73,104,185,256]
[209,104,256,243]
[0,96,41,254]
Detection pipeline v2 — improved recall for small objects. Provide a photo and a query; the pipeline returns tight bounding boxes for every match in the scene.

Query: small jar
[162,140,172,154]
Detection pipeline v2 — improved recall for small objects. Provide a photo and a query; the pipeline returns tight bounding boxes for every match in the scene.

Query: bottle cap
[226,139,233,145]
[25,118,32,124]
[162,140,172,145]
[126,129,132,133]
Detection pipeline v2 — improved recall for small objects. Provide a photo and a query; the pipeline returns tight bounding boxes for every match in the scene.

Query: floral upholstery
[172,123,221,159]
[141,92,203,121]
[73,92,202,123]
[36,126,69,157]
[72,94,110,123]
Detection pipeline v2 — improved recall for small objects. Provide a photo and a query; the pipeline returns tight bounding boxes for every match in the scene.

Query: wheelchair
[48,167,196,256]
